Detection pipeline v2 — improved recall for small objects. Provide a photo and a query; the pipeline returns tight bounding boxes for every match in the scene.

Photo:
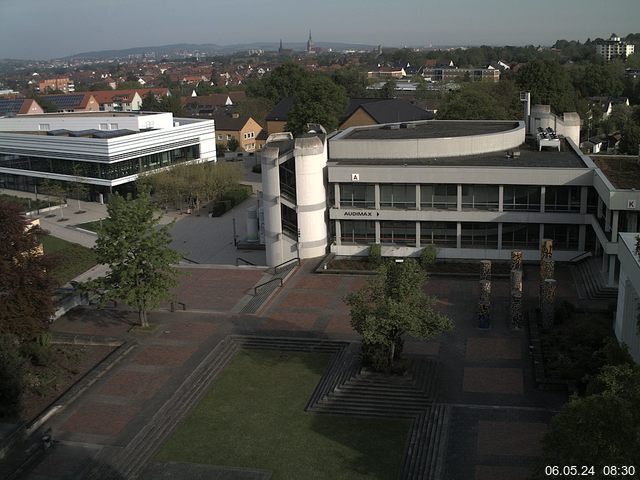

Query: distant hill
[61,42,378,60]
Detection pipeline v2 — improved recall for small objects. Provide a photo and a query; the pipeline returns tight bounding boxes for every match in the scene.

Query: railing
[236,257,256,266]
[254,277,283,295]
[568,251,593,263]
[273,257,300,275]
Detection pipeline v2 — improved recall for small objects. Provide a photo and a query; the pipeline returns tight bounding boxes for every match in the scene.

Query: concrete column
[415,222,421,248]
[335,220,341,246]
[456,222,462,249]
[580,186,588,214]
[497,223,503,250]
[612,211,619,240]
[334,183,340,209]
[457,184,463,211]
[498,185,504,213]
[415,184,421,211]
[578,224,586,251]
[540,186,546,213]
[597,196,603,219]
[629,212,638,232]
[608,255,616,287]
[375,221,380,244]
[374,184,380,210]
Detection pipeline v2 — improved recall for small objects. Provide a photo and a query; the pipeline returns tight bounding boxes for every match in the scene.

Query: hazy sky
[1,0,639,59]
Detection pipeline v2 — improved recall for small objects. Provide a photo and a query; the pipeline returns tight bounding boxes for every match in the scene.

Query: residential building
[0,112,216,201]
[420,66,500,82]
[213,112,262,152]
[340,99,434,130]
[367,67,407,79]
[38,78,74,93]
[596,33,635,61]
[0,98,44,116]
[40,93,100,113]
[91,90,144,112]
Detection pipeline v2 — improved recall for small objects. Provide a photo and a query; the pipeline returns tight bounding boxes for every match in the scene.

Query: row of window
[336,184,593,213]
[339,221,580,250]
[0,145,199,181]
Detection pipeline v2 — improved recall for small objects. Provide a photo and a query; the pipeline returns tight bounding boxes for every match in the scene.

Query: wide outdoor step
[400,404,451,480]
[327,390,433,404]
[310,403,421,418]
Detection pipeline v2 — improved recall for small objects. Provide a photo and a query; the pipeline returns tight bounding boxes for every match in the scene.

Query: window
[279,158,296,201]
[281,204,298,239]
[544,224,579,250]
[109,123,118,130]
[461,185,499,211]
[340,183,375,208]
[217,134,223,140]
[226,134,232,141]
[461,223,499,248]
[380,184,416,209]
[421,184,457,209]
[38,124,50,131]
[545,186,581,212]
[420,222,457,247]
[380,221,416,245]
[341,220,376,244]
[502,223,539,249]
[99,123,108,130]
[503,186,541,211]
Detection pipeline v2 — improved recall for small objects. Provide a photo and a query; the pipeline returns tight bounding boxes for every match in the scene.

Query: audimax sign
[342,210,380,217]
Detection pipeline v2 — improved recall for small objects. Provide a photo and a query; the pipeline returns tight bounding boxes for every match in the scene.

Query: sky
[1,0,639,60]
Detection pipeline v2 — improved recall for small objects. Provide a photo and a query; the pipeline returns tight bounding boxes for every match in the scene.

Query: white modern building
[259,116,640,292]
[0,112,216,200]
[596,33,635,62]
[615,233,640,363]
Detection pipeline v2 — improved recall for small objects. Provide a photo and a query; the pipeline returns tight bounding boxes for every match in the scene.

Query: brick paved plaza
[12,260,579,479]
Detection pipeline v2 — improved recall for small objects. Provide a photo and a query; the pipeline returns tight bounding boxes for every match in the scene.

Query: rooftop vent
[383,124,400,130]
[400,123,416,129]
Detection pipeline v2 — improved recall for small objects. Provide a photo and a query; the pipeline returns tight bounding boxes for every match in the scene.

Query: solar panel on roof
[0,99,24,116]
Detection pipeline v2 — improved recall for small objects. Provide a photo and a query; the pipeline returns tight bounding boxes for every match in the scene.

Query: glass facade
[380,184,416,209]
[0,145,199,181]
[279,158,296,202]
[380,221,416,245]
[461,185,499,211]
[281,204,298,239]
[544,224,579,250]
[340,183,375,208]
[420,184,457,209]
[420,222,457,247]
[502,223,539,249]
[461,223,499,248]
[503,185,541,211]
[341,220,375,244]
[545,186,581,212]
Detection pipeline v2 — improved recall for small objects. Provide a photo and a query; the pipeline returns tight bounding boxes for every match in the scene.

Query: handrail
[568,251,593,263]
[254,277,283,295]
[273,257,300,275]
[236,257,256,266]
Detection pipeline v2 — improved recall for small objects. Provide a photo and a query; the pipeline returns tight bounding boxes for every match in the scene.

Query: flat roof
[342,121,520,140]
[330,137,588,168]
[5,112,161,119]
[592,156,640,189]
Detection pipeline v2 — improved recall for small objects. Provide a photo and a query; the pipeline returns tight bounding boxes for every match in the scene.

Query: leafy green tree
[0,199,55,341]
[437,80,521,120]
[159,90,184,116]
[0,334,26,418]
[141,91,162,111]
[285,75,348,134]
[619,123,640,155]
[70,164,89,213]
[344,259,453,372]
[331,66,370,98]
[227,137,240,152]
[246,63,309,104]
[380,79,397,99]
[233,96,274,128]
[534,364,640,478]
[517,59,577,113]
[85,193,181,327]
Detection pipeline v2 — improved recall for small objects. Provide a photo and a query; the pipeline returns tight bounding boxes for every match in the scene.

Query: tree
[0,199,55,341]
[285,75,348,134]
[85,193,181,327]
[246,63,309,104]
[227,137,240,152]
[437,80,522,120]
[380,79,397,99]
[331,66,370,98]
[517,59,577,113]
[48,181,67,220]
[70,164,89,213]
[534,364,640,478]
[0,334,26,419]
[344,259,453,372]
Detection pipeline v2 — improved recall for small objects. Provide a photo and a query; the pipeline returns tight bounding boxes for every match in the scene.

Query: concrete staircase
[239,262,298,314]
[399,404,451,480]
[571,258,618,300]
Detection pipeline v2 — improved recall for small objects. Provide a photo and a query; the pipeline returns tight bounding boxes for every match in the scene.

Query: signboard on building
[341,210,380,217]
[351,173,360,181]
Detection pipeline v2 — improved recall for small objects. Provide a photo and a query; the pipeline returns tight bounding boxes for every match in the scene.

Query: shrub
[419,244,437,270]
[368,243,382,268]
[0,335,26,418]
[222,184,252,206]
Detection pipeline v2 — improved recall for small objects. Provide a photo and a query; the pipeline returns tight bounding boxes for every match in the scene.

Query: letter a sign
[351,173,360,181]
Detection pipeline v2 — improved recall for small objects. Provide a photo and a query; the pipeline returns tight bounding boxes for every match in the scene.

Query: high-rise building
[596,33,635,62]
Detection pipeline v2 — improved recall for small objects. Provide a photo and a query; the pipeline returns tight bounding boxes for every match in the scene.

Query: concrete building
[0,112,216,201]
[615,233,640,363]
[212,112,262,152]
[38,78,74,93]
[259,116,640,291]
[596,33,635,62]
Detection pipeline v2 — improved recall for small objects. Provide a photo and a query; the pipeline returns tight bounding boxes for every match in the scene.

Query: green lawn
[1,194,49,213]
[75,220,105,233]
[157,350,410,480]
[41,235,97,286]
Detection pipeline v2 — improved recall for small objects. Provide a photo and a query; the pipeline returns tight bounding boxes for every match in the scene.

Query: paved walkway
[9,259,594,480]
